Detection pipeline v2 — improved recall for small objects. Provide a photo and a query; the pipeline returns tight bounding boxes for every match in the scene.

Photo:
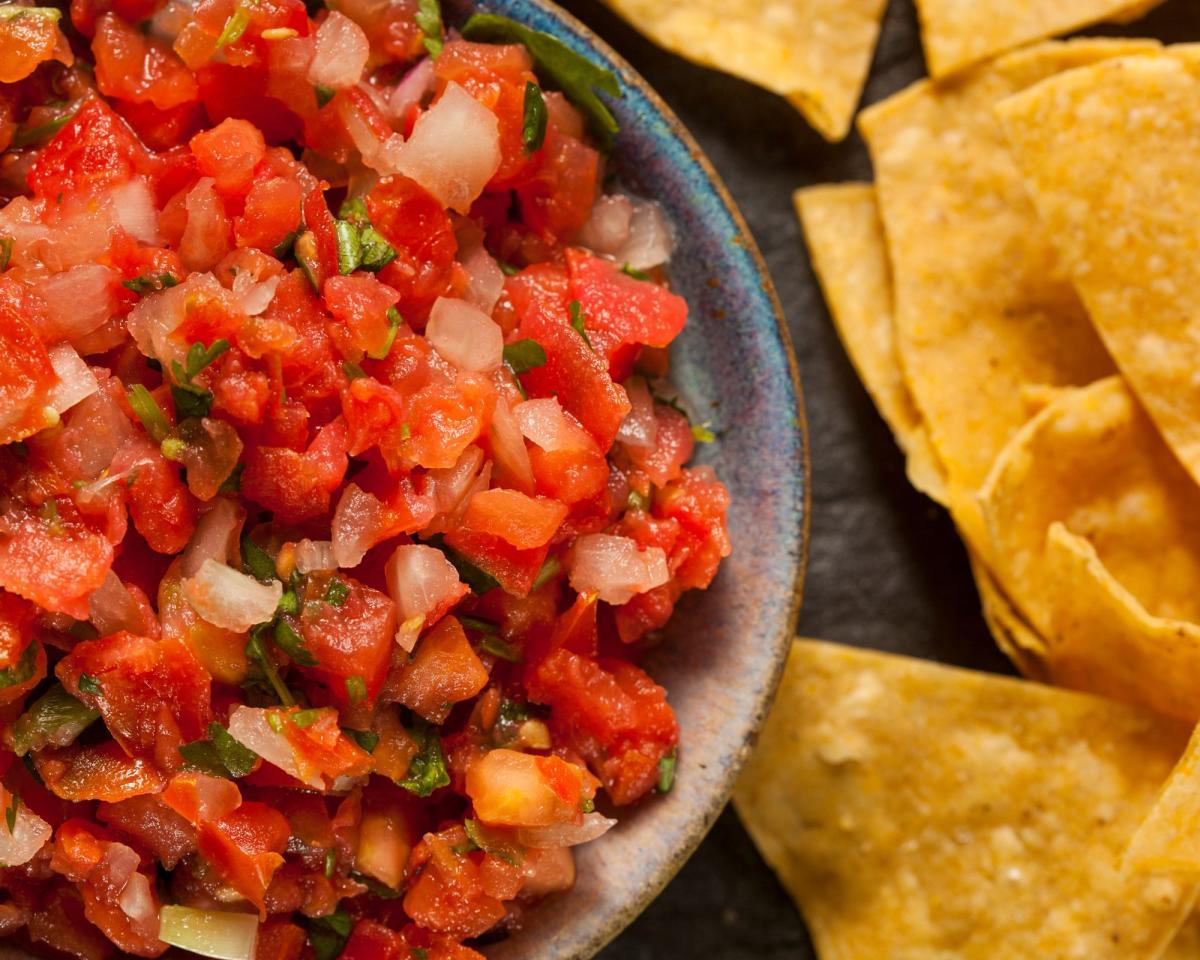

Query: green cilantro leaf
[325,577,351,606]
[568,300,592,349]
[657,749,677,793]
[531,554,561,592]
[414,0,443,57]
[122,272,178,296]
[180,722,260,778]
[462,13,621,146]
[78,673,103,696]
[344,727,378,752]
[620,263,650,281]
[245,625,296,707]
[358,226,397,273]
[522,81,548,153]
[127,384,171,443]
[305,910,353,960]
[479,635,523,663]
[314,84,335,109]
[274,618,318,667]
[10,684,99,757]
[241,534,278,584]
[503,338,547,374]
[397,721,450,797]
[334,218,362,275]
[5,792,18,833]
[344,674,367,703]
[0,643,40,692]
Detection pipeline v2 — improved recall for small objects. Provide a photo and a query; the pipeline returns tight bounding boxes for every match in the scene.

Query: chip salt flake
[795,183,945,502]
[735,639,1196,960]
[857,40,1154,557]
[998,51,1200,492]
[914,0,1165,78]
[602,0,886,141]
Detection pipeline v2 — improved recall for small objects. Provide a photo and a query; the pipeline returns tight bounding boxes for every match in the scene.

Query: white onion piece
[0,794,51,867]
[331,484,387,569]
[295,539,337,574]
[159,906,258,960]
[89,570,146,636]
[489,399,534,493]
[45,343,98,415]
[108,179,159,245]
[340,96,406,175]
[40,264,118,342]
[385,544,465,625]
[515,398,581,452]
[117,871,158,933]
[227,706,322,788]
[517,813,617,849]
[615,378,657,450]
[307,11,369,89]
[425,297,502,372]
[182,560,282,632]
[568,534,670,605]
[575,194,633,256]
[390,57,434,117]
[181,178,229,272]
[231,272,279,316]
[61,391,138,481]
[182,499,245,578]
[458,240,505,315]
[396,83,500,213]
[428,446,485,515]
[128,272,233,364]
[614,200,675,271]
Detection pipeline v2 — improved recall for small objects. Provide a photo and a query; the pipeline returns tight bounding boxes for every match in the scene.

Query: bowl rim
[468,0,811,955]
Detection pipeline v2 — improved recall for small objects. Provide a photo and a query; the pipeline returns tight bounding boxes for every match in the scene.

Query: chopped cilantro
[122,272,178,295]
[5,792,18,833]
[216,5,251,48]
[366,307,402,360]
[459,616,498,635]
[273,228,299,259]
[11,109,75,148]
[503,338,547,374]
[324,848,336,878]
[274,618,318,667]
[314,84,335,108]
[127,384,171,443]
[497,259,520,277]
[358,225,397,273]
[218,462,244,494]
[276,589,299,615]
[338,196,370,226]
[306,910,352,960]
[522,81,548,153]
[479,635,523,663]
[344,674,367,704]
[10,684,99,757]
[620,263,650,281]
[290,708,324,728]
[657,749,677,793]
[397,721,450,797]
[531,554,561,592]
[180,721,259,778]
[325,577,351,606]
[240,535,278,583]
[335,218,362,275]
[78,673,103,696]
[245,625,296,706]
[344,727,378,752]
[462,14,621,146]
[414,0,442,57]
[568,300,592,349]
[342,361,367,380]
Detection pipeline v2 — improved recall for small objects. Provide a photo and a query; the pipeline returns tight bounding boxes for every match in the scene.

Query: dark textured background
[544,0,1200,956]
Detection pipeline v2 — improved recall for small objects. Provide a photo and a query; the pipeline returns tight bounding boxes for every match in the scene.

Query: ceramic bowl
[463,0,810,956]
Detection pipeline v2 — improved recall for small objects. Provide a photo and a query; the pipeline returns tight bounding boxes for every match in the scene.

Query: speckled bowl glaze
[465,1,810,957]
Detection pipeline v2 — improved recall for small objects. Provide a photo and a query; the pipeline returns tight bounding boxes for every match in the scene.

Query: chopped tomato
[390,616,488,723]
[0,302,55,446]
[0,9,71,84]
[369,174,458,321]
[403,826,507,939]
[94,13,199,110]
[28,98,149,201]
[197,801,289,914]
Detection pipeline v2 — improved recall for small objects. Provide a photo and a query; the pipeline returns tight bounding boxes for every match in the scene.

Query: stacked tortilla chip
[738,23,1200,960]
[598,0,1165,141]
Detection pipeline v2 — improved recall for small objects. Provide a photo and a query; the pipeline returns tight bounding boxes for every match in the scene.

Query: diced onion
[425,297,502,372]
[294,539,336,574]
[575,194,633,255]
[39,264,118,342]
[182,499,245,578]
[331,483,387,569]
[517,813,617,849]
[0,792,51,867]
[458,240,505,315]
[45,343,98,415]
[489,398,534,493]
[231,271,279,316]
[615,200,675,271]
[307,11,369,89]
[158,905,259,960]
[385,544,466,638]
[181,178,230,272]
[396,83,500,214]
[390,57,434,118]
[568,534,670,605]
[182,560,282,632]
[128,272,233,364]
[227,706,322,788]
[515,397,585,452]
[89,570,147,636]
[108,179,159,245]
[615,377,657,450]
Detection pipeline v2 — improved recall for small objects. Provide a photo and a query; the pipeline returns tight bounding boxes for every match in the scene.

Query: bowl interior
[466,1,809,957]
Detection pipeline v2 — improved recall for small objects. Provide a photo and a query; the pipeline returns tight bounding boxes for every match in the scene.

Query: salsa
[0,1,731,957]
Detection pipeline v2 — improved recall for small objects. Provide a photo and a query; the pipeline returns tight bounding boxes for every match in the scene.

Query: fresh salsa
[0,1,731,957]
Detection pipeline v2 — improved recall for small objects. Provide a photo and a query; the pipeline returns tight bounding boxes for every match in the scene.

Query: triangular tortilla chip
[914,0,1165,78]
[1045,523,1200,723]
[980,377,1200,635]
[1165,914,1200,959]
[997,52,1200,492]
[794,183,946,501]
[601,0,886,141]
[858,40,1152,557]
[1127,725,1200,879]
[734,639,1196,960]
[969,551,1048,679]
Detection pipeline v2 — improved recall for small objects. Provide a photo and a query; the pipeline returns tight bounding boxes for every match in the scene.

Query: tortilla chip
[858,41,1152,554]
[1165,914,1200,959]
[914,0,1165,78]
[1045,523,1200,723]
[795,183,946,502]
[601,0,886,141]
[980,377,1200,635]
[1127,726,1200,879]
[735,639,1196,960]
[997,52,1200,491]
[969,552,1049,680]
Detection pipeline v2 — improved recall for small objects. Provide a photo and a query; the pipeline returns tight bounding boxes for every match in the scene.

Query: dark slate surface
[543,0,1200,957]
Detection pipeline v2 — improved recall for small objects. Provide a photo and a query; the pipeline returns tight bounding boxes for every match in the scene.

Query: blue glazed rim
[459,1,811,957]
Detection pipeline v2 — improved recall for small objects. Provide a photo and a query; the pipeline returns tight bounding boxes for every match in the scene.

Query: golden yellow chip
[734,639,1196,960]
[980,376,1200,634]
[914,0,1165,77]
[1045,523,1200,722]
[1165,915,1200,959]
[969,552,1049,679]
[998,52,1200,491]
[1127,726,1200,879]
[601,0,886,141]
[858,41,1154,556]
[794,183,946,502]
